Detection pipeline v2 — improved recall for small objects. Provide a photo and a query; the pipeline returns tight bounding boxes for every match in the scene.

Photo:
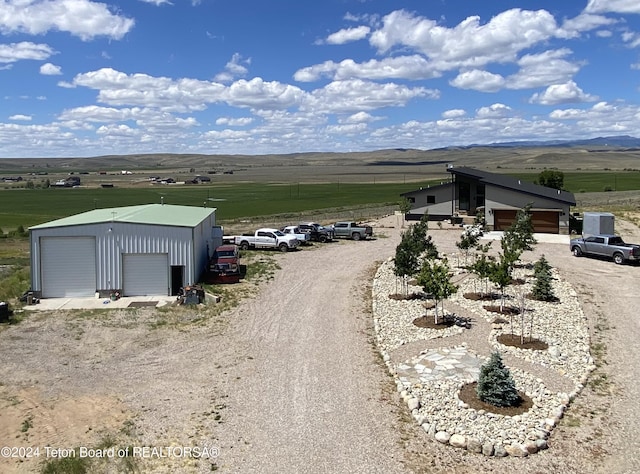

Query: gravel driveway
[1,215,639,474]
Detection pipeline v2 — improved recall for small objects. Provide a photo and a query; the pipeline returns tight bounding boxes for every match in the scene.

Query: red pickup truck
[208,244,241,283]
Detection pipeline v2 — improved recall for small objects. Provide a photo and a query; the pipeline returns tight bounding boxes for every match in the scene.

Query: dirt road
[1,216,640,473]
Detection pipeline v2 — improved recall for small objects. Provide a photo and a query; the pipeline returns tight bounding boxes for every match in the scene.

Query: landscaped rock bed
[372,257,595,458]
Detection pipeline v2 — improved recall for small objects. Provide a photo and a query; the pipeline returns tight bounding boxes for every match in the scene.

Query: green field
[510,171,640,193]
[0,181,435,230]
[2,171,640,232]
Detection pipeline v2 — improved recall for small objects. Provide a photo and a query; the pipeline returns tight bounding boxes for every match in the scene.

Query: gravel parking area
[0,216,639,473]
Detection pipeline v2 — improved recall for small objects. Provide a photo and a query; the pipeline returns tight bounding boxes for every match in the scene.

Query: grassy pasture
[510,171,640,193]
[1,171,640,232]
[0,181,435,230]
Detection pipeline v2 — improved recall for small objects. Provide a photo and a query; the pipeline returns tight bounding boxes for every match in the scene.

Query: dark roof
[447,167,576,206]
[400,182,452,197]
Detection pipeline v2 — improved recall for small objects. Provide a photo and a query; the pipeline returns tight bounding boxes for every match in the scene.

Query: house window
[426,195,436,204]
[407,197,415,203]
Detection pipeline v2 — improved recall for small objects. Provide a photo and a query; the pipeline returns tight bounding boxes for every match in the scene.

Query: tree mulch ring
[483,305,520,315]
[464,292,500,301]
[458,382,533,416]
[413,315,455,329]
[526,293,560,303]
[388,292,423,301]
[497,333,549,350]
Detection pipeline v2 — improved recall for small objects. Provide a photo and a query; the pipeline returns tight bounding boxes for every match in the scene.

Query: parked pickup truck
[280,226,311,245]
[570,234,640,265]
[207,244,241,283]
[298,222,334,242]
[233,228,300,252]
[329,221,373,241]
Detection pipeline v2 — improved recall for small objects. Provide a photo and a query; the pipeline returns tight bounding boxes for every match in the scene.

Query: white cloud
[450,70,505,92]
[585,0,640,14]
[139,0,173,5]
[215,117,254,126]
[72,68,227,112]
[369,9,558,69]
[341,112,378,123]
[529,81,598,105]
[442,109,466,119]
[0,42,54,64]
[325,26,370,45]
[476,103,512,118]
[506,49,581,89]
[295,55,441,82]
[9,114,32,121]
[0,0,135,40]
[305,79,437,114]
[214,53,250,83]
[40,62,62,75]
[621,31,640,48]
[558,13,617,38]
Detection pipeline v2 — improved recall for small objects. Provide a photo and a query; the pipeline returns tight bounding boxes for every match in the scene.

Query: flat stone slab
[397,347,483,384]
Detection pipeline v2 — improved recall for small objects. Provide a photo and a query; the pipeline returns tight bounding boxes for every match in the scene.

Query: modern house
[29,204,222,298]
[402,166,576,234]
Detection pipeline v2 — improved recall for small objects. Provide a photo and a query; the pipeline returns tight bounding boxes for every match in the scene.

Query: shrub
[532,255,555,301]
[476,351,521,407]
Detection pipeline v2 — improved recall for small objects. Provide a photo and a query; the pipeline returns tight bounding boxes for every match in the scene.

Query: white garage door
[123,254,169,296]
[41,237,96,297]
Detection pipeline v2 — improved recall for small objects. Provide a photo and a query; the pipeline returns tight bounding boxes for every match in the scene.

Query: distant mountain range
[455,135,640,149]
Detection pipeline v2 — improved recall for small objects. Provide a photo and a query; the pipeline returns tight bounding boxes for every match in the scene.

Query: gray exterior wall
[405,184,453,217]
[30,213,216,295]
[484,185,571,230]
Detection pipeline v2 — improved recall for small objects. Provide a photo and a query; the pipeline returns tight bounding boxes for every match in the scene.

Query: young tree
[468,250,492,297]
[476,351,521,407]
[488,256,512,313]
[503,203,537,256]
[393,231,420,296]
[531,255,556,302]
[398,197,413,228]
[456,224,483,266]
[417,257,458,324]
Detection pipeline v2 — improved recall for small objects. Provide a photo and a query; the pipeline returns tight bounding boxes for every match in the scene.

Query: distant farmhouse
[402,167,576,234]
[29,204,222,299]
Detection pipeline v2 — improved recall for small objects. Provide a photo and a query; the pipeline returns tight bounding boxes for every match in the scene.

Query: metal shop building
[29,204,221,298]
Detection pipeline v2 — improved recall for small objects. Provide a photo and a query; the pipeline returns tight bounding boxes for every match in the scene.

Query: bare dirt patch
[0,387,129,474]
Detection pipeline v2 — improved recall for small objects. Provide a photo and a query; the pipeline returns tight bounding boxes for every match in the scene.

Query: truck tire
[352,232,361,241]
[239,241,250,251]
[571,246,583,257]
[279,243,289,252]
[319,234,327,243]
[613,252,624,265]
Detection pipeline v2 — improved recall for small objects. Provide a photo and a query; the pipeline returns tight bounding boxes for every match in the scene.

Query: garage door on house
[41,237,96,297]
[493,209,560,234]
[493,209,518,232]
[530,211,560,234]
[123,253,169,296]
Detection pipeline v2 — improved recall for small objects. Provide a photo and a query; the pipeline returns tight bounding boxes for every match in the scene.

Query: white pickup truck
[281,226,311,245]
[233,228,300,252]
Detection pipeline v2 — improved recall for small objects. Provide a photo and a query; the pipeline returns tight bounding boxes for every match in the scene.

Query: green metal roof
[30,204,216,230]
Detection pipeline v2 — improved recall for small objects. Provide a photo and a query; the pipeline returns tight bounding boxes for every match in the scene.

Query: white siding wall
[31,219,216,294]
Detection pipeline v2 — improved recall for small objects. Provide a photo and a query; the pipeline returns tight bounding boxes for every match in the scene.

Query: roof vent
[518,180,521,185]
[557,189,561,194]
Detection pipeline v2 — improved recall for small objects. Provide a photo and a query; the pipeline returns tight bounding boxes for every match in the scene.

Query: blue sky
[2,0,640,158]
